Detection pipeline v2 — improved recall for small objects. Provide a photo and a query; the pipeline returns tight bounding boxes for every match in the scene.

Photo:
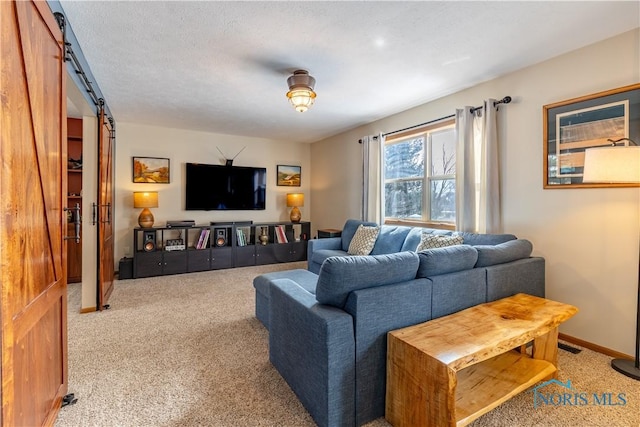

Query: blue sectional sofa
[253,219,545,427]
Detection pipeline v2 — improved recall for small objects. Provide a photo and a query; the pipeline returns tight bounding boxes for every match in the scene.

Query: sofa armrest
[269,279,355,427]
[309,236,342,252]
[307,237,342,271]
[344,278,432,424]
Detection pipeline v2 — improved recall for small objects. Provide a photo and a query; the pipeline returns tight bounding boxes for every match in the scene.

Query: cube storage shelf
[132,221,310,278]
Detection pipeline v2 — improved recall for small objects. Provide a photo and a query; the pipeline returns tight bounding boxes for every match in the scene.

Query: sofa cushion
[316,251,420,308]
[417,245,478,277]
[416,234,464,251]
[475,239,533,267]
[455,232,517,246]
[348,225,380,255]
[370,225,412,255]
[341,219,377,251]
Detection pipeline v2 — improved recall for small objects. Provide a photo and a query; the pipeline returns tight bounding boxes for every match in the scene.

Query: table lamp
[286,193,304,223]
[133,191,158,228]
[583,138,640,380]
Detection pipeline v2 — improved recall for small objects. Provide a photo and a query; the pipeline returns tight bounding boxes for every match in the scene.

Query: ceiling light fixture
[286,70,316,113]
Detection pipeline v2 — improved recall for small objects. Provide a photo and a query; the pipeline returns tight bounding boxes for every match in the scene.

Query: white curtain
[362,133,385,223]
[455,99,501,233]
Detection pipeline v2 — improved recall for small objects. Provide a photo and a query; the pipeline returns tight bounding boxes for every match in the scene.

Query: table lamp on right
[286,193,304,223]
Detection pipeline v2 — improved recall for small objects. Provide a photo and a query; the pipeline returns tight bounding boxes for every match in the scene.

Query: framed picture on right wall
[543,83,640,189]
[277,165,301,186]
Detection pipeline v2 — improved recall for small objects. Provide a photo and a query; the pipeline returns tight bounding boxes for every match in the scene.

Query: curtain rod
[380,96,512,138]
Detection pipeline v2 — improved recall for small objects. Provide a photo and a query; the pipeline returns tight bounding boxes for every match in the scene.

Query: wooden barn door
[1,1,68,425]
[97,106,115,309]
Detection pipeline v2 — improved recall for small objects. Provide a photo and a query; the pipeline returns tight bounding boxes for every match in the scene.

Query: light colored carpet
[56,263,639,427]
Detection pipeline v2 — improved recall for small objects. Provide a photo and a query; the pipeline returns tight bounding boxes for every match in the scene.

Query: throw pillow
[347,224,380,255]
[416,233,463,251]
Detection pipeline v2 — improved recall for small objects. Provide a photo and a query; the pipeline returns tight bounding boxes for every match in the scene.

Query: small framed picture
[277,165,301,186]
[133,157,170,184]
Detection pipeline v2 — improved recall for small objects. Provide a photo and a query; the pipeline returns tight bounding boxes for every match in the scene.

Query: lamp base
[289,206,301,223]
[138,208,155,228]
[611,358,640,381]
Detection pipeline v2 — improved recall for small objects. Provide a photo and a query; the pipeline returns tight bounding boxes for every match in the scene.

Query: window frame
[383,119,456,229]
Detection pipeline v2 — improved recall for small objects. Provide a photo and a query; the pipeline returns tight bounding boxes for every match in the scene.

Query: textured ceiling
[59,1,639,143]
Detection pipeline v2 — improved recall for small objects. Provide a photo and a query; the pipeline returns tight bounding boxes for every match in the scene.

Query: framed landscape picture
[277,165,301,186]
[133,157,170,183]
[543,83,640,188]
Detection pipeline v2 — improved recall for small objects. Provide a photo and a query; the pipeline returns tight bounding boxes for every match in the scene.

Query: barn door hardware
[92,202,112,225]
[64,203,81,243]
[61,393,77,408]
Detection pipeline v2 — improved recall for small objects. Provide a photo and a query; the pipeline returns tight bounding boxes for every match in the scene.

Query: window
[384,121,456,225]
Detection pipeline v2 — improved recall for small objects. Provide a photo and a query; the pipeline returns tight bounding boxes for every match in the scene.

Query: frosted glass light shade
[287,89,316,112]
[582,146,640,183]
[286,70,316,113]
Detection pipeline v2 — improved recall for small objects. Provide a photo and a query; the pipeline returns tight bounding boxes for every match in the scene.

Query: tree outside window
[384,123,455,224]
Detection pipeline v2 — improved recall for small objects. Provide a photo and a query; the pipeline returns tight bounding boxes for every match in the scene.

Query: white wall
[310,29,640,356]
[80,115,98,310]
[66,72,100,311]
[114,123,311,265]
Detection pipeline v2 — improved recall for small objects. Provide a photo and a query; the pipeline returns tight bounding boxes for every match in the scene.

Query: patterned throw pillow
[416,234,464,251]
[347,225,380,255]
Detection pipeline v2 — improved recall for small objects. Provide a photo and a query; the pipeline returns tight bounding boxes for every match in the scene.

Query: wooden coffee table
[385,293,578,427]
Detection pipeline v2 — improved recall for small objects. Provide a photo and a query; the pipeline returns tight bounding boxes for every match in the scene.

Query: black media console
[132,221,311,278]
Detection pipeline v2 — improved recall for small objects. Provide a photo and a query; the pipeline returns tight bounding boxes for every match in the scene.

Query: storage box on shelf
[132,221,310,278]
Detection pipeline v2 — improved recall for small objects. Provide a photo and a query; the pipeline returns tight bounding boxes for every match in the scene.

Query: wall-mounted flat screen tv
[185,163,266,210]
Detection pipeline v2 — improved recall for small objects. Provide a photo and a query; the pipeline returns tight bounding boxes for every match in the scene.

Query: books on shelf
[189,224,307,249]
[202,229,210,248]
[275,225,288,243]
[236,227,251,246]
[195,229,210,249]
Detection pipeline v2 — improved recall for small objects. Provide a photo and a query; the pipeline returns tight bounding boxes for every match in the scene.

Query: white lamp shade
[582,146,640,183]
